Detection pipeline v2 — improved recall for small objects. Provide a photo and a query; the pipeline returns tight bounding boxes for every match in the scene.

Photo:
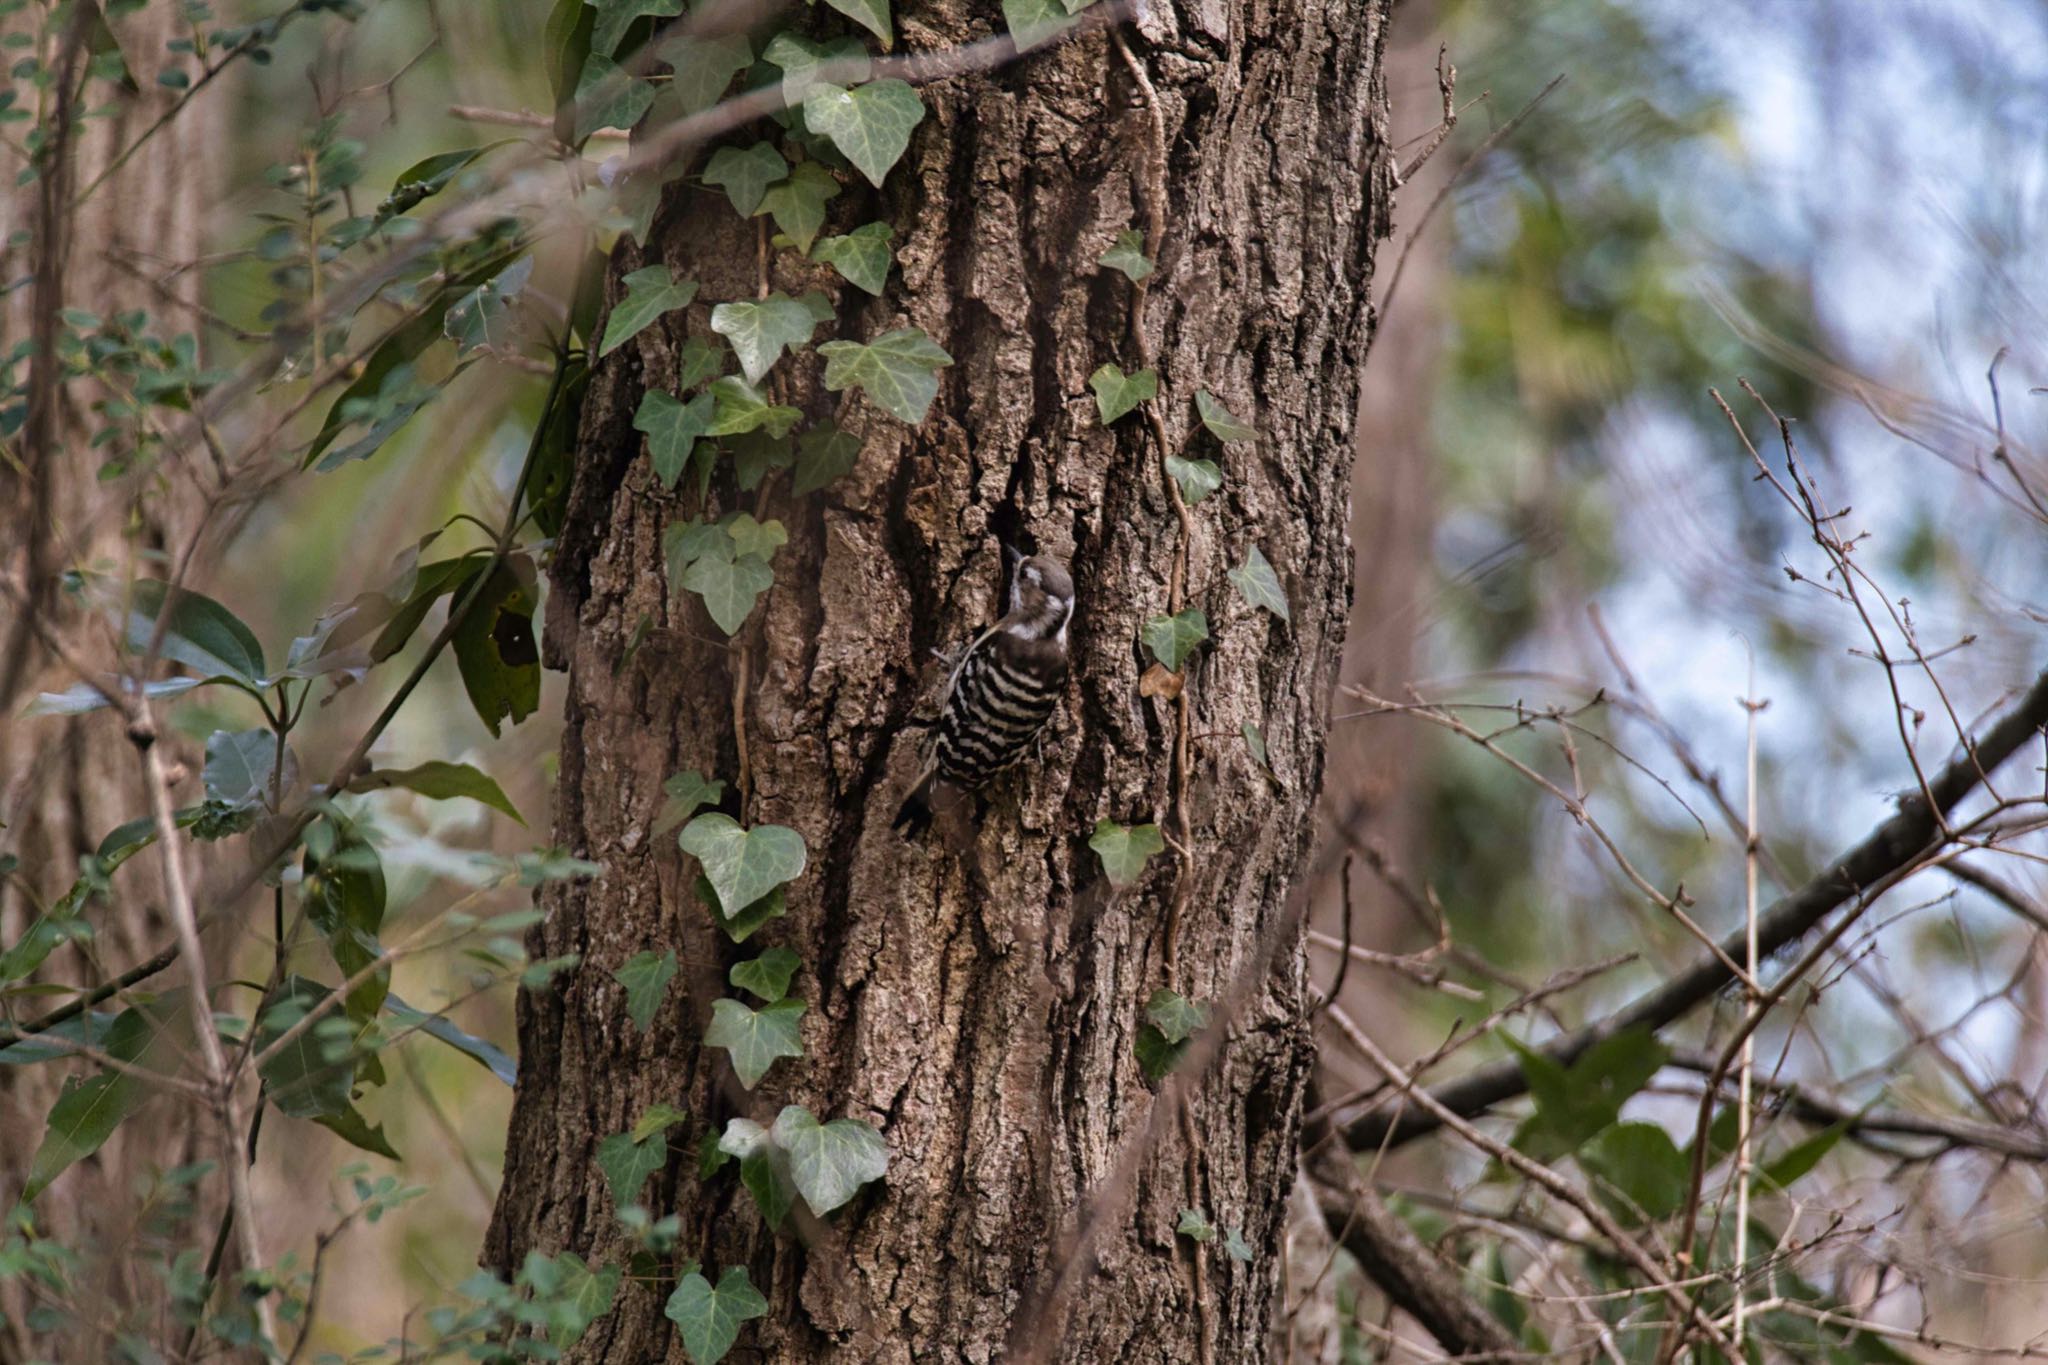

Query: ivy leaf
[801,80,924,188]
[701,141,788,218]
[1089,363,1157,425]
[1195,389,1257,442]
[793,422,862,495]
[728,431,793,491]
[1135,1023,1187,1083]
[756,161,841,255]
[762,33,870,108]
[663,1266,768,1365]
[1227,545,1289,622]
[679,813,808,914]
[709,294,820,384]
[613,950,677,1031]
[811,222,894,294]
[730,947,801,1003]
[575,54,655,139]
[661,30,754,115]
[1099,229,1153,282]
[722,512,788,561]
[347,760,524,824]
[664,519,733,584]
[631,1103,688,1144]
[1142,609,1208,672]
[817,327,953,424]
[126,580,266,682]
[1176,1208,1216,1243]
[698,878,788,943]
[1223,1227,1253,1262]
[676,335,727,392]
[588,0,682,57]
[704,997,805,1088]
[718,1117,770,1161]
[595,1125,669,1208]
[1003,0,1075,51]
[1089,819,1165,888]
[1145,989,1209,1044]
[1241,721,1269,770]
[680,550,775,635]
[203,728,285,810]
[772,1105,889,1214]
[654,769,726,836]
[706,376,802,438]
[1163,454,1222,506]
[536,1251,621,1348]
[821,0,891,47]
[635,389,717,489]
[602,265,698,357]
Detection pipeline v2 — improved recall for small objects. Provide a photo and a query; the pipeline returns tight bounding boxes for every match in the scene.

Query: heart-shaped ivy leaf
[634,389,716,489]
[771,1104,890,1214]
[701,141,788,217]
[1142,609,1208,672]
[601,265,698,357]
[679,813,807,914]
[709,293,820,384]
[1227,545,1289,621]
[811,221,895,294]
[1089,819,1165,888]
[817,327,953,424]
[704,996,805,1088]
[1089,363,1157,424]
[801,79,924,188]
[663,1266,767,1365]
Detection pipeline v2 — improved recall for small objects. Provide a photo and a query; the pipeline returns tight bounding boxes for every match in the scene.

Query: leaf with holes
[451,559,541,738]
[1090,819,1165,888]
[1227,545,1289,622]
[1089,363,1157,424]
[1144,988,1209,1044]
[817,327,952,424]
[1163,453,1222,506]
[704,997,805,1088]
[613,950,676,1032]
[772,1104,889,1214]
[793,422,862,495]
[705,376,802,439]
[664,1266,767,1365]
[634,390,715,489]
[680,550,775,635]
[709,294,819,384]
[756,161,840,255]
[445,256,534,356]
[602,265,698,357]
[811,221,895,294]
[1195,389,1257,442]
[701,141,788,217]
[730,947,801,1004]
[1142,609,1208,672]
[680,814,808,914]
[801,80,924,188]
[1099,229,1153,282]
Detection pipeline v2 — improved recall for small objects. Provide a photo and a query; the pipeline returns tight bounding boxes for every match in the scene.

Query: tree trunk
[486,4,1394,1360]
[0,7,219,1353]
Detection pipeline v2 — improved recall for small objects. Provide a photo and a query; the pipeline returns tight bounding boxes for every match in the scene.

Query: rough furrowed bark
[487,3,1394,1360]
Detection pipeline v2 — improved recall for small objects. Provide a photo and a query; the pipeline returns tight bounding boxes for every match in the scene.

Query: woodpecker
[893,552,1074,837]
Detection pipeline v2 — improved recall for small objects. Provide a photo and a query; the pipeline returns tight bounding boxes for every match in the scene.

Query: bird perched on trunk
[894,552,1074,838]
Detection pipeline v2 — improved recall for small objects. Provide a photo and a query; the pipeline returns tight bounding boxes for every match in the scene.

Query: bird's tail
[892,770,937,838]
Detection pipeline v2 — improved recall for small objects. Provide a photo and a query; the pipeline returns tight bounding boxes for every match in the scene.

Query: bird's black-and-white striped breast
[935,648,1063,786]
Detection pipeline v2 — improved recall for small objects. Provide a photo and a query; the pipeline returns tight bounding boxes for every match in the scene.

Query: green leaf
[706,376,802,438]
[822,0,891,46]
[203,728,284,809]
[126,580,265,682]
[1003,0,1075,51]
[1505,1028,1669,1163]
[1227,546,1289,622]
[385,993,517,1085]
[1163,454,1222,506]
[772,1105,889,1214]
[1142,609,1208,672]
[709,294,820,384]
[1089,363,1157,424]
[588,0,682,56]
[602,265,699,358]
[21,675,206,717]
[665,519,733,586]
[635,389,716,489]
[728,431,794,491]
[535,1251,621,1348]
[680,550,775,635]
[1090,819,1166,888]
[1176,1208,1216,1243]
[817,327,953,424]
[347,761,524,824]
[595,1125,670,1208]
[811,221,894,294]
[451,559,541,738]
[654,769,726,836]
[575,53,655,138]
[722,513,787,561]
[545,0,597,143]
[801,79,924,188]
[1581,1121,1687,1223]
[613,950,677,1031]
[730,947,800,1003]
[1760,1120,1849,1191]
[631,1103,688,1144]
[1241,721,1269,770]
[316,1104,402,1161]
[661,29,753,115]
[21,1000,179,1201]
[679,813,808,916]
[1222,1227,1253,1262]
[756,161,841,254]
[1195,389,1257,442]
[302,826,389,1022]
[1099,229,1153,282]
[664,1265,767,1365]
[701,141,788,218]
[1134,1024,1187,1082]
[762,33,869,108]
[256,976,355,1120]
[1144,989,1209,1044]
[698,878,788,943]
[704,997,805,1088]
[793,422,862,495]
[676,335,727,392]
[445,256,533,356]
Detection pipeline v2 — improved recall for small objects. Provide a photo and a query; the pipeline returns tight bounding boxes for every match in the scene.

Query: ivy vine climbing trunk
[487,3,1394,1360]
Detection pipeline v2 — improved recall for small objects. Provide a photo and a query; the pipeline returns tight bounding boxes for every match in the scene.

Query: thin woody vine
[0,0,1287,1359]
